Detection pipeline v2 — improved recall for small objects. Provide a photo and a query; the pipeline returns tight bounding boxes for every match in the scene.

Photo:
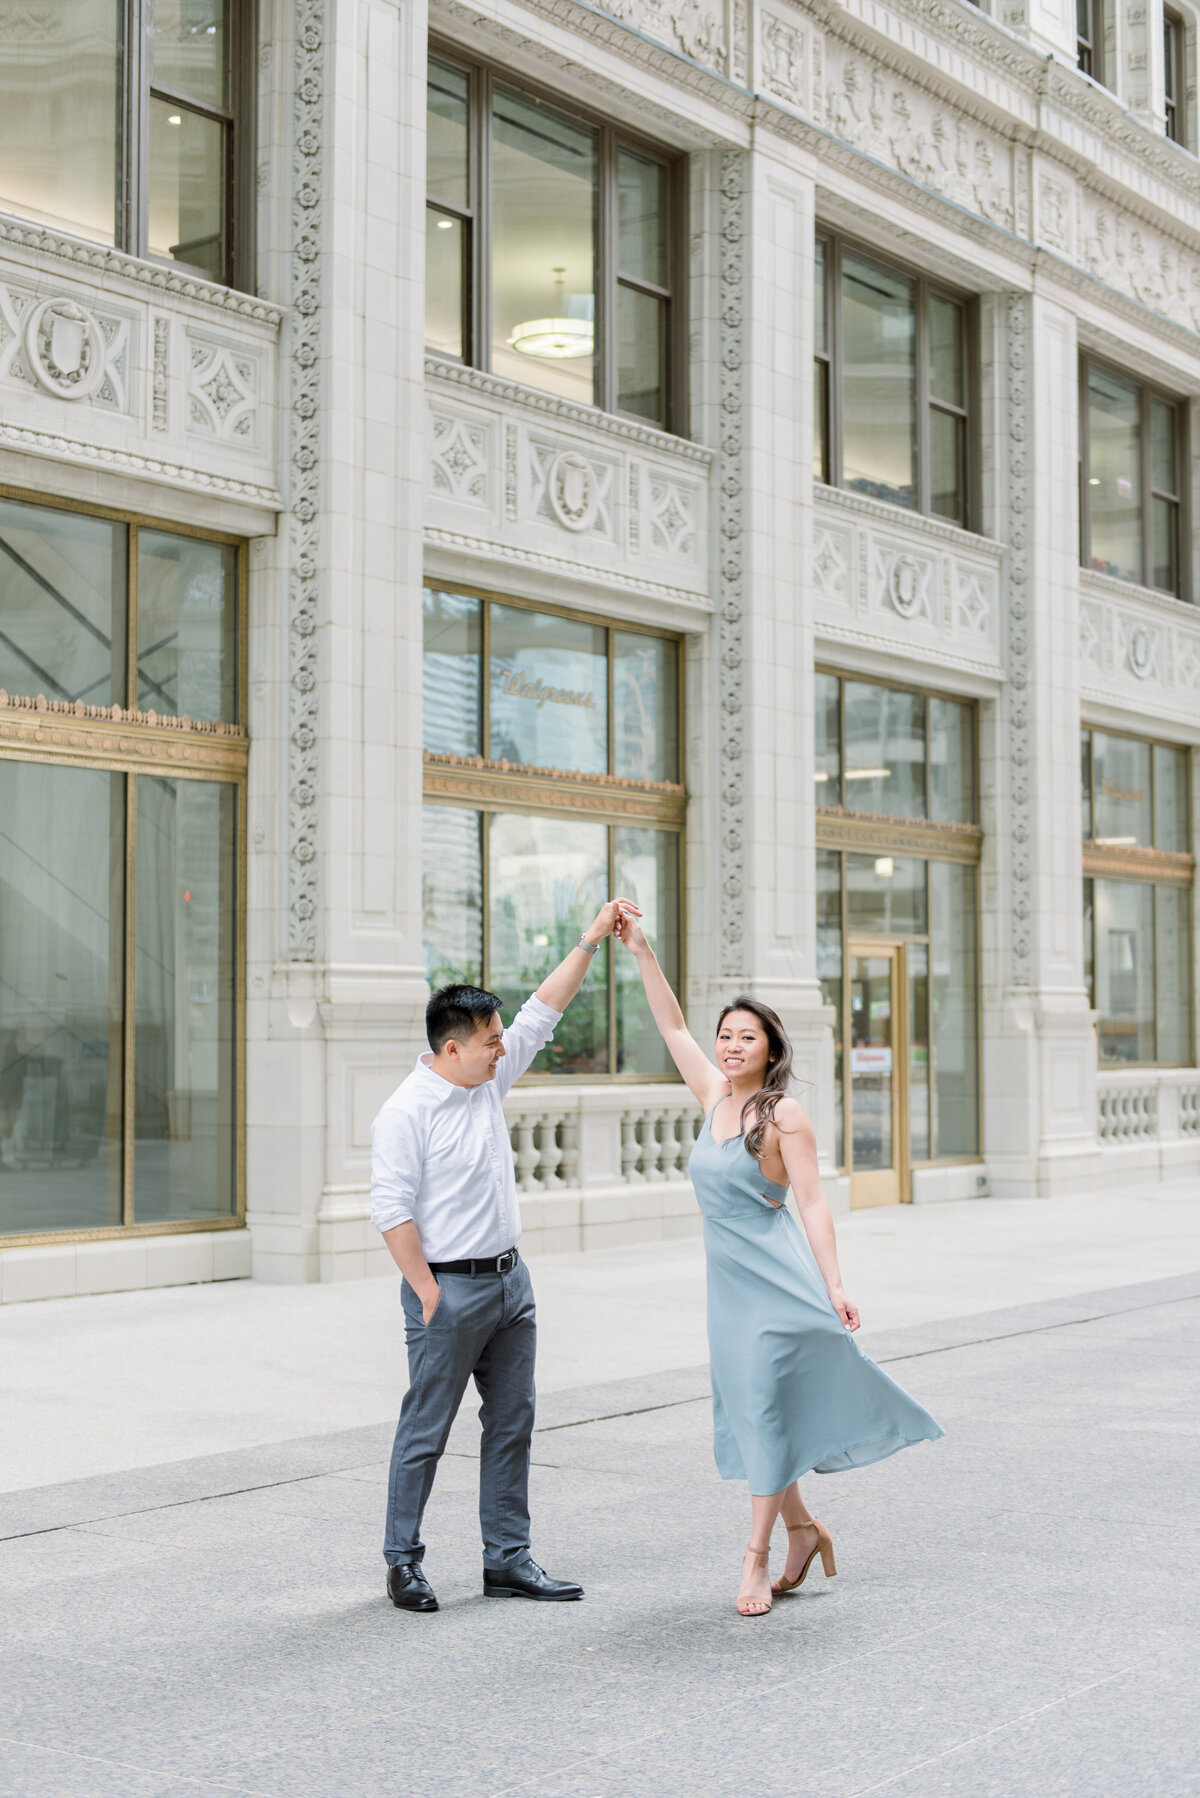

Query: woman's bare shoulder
[770,1094,814,1136]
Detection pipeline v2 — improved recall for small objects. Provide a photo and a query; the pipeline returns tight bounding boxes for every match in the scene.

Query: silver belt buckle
[497,1249,517,1274]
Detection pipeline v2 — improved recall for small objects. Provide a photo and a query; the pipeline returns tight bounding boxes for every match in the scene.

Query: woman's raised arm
[616,908,726,1111]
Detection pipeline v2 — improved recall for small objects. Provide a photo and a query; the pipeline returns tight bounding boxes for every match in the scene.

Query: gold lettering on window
[499,668,597,711]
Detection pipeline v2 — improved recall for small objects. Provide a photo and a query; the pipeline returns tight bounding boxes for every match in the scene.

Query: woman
[615,906,943,1618]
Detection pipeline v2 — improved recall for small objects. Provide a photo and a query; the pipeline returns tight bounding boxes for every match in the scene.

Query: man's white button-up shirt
[369,995,562,1260]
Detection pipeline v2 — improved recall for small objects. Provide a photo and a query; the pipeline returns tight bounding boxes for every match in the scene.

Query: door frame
[846,936,912,1208]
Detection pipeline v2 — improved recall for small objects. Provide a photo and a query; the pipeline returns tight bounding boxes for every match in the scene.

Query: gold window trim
[424,752,685,827]
[1082,841,1194,886]
[816,807,982,866]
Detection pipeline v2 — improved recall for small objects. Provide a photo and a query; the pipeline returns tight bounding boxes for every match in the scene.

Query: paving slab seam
[840,1640,1193,1798]
[871,1288,1200,1367]
[0,1733,262,1797]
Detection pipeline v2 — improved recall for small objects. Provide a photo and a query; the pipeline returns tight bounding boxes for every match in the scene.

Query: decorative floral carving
[648,478,696,556]
[504,422,519,523]
[595,0,728,71]
[1037,176,1071,252]
[954,567,991,635]
[430,412,488,504]
[287,1,325,961]
[187,339,258,442]
[1080,200,1200,335]
[872,545,933,622]
[718,152,747,978]
[812,529,849,603]
[152,317,170,431]
[1079,600,1104,667]
[529,443,613,536]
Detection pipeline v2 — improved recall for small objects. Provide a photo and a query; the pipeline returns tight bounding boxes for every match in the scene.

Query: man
[370,897,637,1612]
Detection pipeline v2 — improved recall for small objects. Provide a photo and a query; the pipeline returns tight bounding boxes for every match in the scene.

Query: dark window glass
[814,239,830,484]
[426,58,470,360]
[0,762,125,1236]
[426,210,465,360]
[427,57,469,206]
[1083,362,1183,597]
[1164,9,1185,143]
[134,775,236,1223]
[0,496,126,707]
[1078,0,1100,77]
[908,941,930,1162]
[1081,731,1093,842]
[816,848,843,1164]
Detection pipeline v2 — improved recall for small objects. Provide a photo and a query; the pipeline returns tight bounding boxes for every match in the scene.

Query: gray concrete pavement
[4,1182,1199,1490]
[2,1268,1199,1796]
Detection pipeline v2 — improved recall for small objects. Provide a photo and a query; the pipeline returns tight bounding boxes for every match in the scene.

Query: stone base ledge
[0,1228,251,1306]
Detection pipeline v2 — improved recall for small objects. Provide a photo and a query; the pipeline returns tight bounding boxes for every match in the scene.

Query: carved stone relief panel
[529,438,616,540]
[1079,198,1200,335]
[429,409,490,507]
[0,280,134,412]
[759,10,807,111]
[647,475,699,556]
[1035,167,1075,256]
[186,333,262,448]
[593,0,741,78]
[1077,578,1200,716]
[819,41,1015,232]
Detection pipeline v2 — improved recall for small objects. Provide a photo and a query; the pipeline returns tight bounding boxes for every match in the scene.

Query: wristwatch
[576,934,599,955]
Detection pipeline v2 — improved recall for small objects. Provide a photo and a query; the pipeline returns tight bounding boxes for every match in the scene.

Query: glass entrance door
[848,943,903,1208]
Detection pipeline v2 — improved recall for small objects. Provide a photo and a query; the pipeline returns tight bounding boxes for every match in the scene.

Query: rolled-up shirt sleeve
[495,994,563,1097]
[370,1104,425,1236]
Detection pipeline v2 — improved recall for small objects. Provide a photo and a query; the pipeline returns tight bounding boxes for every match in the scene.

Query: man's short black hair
[426,984,505,1054]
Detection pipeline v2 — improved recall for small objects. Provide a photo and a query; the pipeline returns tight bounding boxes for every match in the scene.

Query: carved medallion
[888,554,923,619]
[24,296,107,400]
[548,451,599,533]
[1128,623,1154,679]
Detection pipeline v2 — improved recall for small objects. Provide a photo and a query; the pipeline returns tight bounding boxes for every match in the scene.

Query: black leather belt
[428,1249,519,1276]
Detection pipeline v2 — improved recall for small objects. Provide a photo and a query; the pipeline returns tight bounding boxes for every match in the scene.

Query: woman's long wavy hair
[715,995,794,1161]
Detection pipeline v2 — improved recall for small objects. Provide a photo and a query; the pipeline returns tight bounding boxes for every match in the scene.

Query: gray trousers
[384,1258,537,1570]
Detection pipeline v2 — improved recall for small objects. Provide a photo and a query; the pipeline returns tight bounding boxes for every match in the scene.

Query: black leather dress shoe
[387,1562,438,1612]
[483,1559,583,1601]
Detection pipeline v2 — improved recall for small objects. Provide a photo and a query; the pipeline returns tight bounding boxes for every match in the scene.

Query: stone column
[984,289,1099,1198]
[246,0,428,1282]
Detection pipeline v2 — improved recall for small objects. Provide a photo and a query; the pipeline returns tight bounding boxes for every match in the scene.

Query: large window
[426,51,681,428]
[0,2,250,286]
[1080,359,1186,598]
[1164,8,1186,143]
[1081,728,1193,1065]
[814,235,972,527]
[816,673,980,1170]
[422,586,683,1077]
[1077,0,1104,79]
[0,493,244,1244]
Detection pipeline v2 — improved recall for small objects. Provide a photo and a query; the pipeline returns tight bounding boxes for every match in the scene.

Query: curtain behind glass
[930,861,979,1157]
[614,828,678,1074]
[0,0,121,244]
[841,252,916,509]
[0,762,124,1236]
[488,813,608,1073]
[137,531,236,721]
[134,777,235,1223]
[490,87,596,404]
[0,496,126,707]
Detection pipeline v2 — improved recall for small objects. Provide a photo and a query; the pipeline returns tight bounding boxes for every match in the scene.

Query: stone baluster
[512,1115,540,1191]
[620,1110,640,1181]
[559,1112,581,1185]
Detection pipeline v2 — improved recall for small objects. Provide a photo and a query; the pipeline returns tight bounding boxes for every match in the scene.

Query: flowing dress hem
[717,1421,944,1492]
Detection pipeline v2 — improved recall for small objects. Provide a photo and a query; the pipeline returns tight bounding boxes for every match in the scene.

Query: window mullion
[598,128,617,414]
[916,279,930,517]
[830,238,843,490]
[1079,359,1091,573]
[127,0,152,258]
[475,65,491,373]
[123,769,137,1227]
[1142,386,1152,589]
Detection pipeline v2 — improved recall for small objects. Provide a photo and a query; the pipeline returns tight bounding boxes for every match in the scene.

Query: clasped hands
[584,897,644,948]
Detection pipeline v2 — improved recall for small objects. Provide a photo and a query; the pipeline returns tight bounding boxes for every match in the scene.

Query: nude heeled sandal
[737,1545,773,1617]
[771,1520,837,1594]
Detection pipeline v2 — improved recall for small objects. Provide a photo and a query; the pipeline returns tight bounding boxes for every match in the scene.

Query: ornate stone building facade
[0,0,1196,1301]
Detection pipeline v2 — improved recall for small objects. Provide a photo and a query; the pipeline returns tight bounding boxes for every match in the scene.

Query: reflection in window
[907,942,930,1162]
[137,531,236,721]
[0,0,122,245]
[614,632,678,784]
[491,87,597,406]
[844,682,926,819]
[0,762,125,1237]
[1165,8,1185,143]
[929,697,975,823]
[814,672,841,805]
[421,805,483,987]
[134,777,236,1223]
[1082,360,1182,597]
[0,496,126,706]
[930,861,979,1157]
[489,812,609,1074]
[1093,880,1157,1062]
[842,252,916,509]
[615,827,679,1073]
[617,149,670,422]
[422,589,481,758]
[816,849,844,1162]
[1082,729,1188,851]
[489,604,607,774]
[846,853,927,936]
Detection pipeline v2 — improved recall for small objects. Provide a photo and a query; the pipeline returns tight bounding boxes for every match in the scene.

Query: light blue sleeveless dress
[689,1106,943,1494]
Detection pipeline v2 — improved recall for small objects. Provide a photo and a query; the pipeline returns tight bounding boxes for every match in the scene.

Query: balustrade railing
[504,1087,700,1193]
[1096,1068,1200,1161]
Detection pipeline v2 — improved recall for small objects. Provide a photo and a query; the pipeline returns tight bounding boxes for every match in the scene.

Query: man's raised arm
[494,898,642,1095]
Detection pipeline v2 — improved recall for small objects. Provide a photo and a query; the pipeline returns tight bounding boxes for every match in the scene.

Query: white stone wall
[3,0,1200,1299]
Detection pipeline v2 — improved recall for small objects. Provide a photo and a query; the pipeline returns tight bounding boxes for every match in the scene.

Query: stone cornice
[0,215,284,328]
[814,482,1005,557]
[1080,568,1200,622]
[424,524,713,609]
[0,418,284,510]
[425,357,715,463]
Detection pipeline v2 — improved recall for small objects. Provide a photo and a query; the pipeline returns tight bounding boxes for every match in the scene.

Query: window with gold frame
[0,488,246,1247]
[422,583,685,1079]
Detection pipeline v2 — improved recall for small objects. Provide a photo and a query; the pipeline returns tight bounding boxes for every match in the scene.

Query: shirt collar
[413,1053,487,1103]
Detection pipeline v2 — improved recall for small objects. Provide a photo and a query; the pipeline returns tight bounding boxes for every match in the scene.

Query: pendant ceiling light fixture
[509,266,593,360]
